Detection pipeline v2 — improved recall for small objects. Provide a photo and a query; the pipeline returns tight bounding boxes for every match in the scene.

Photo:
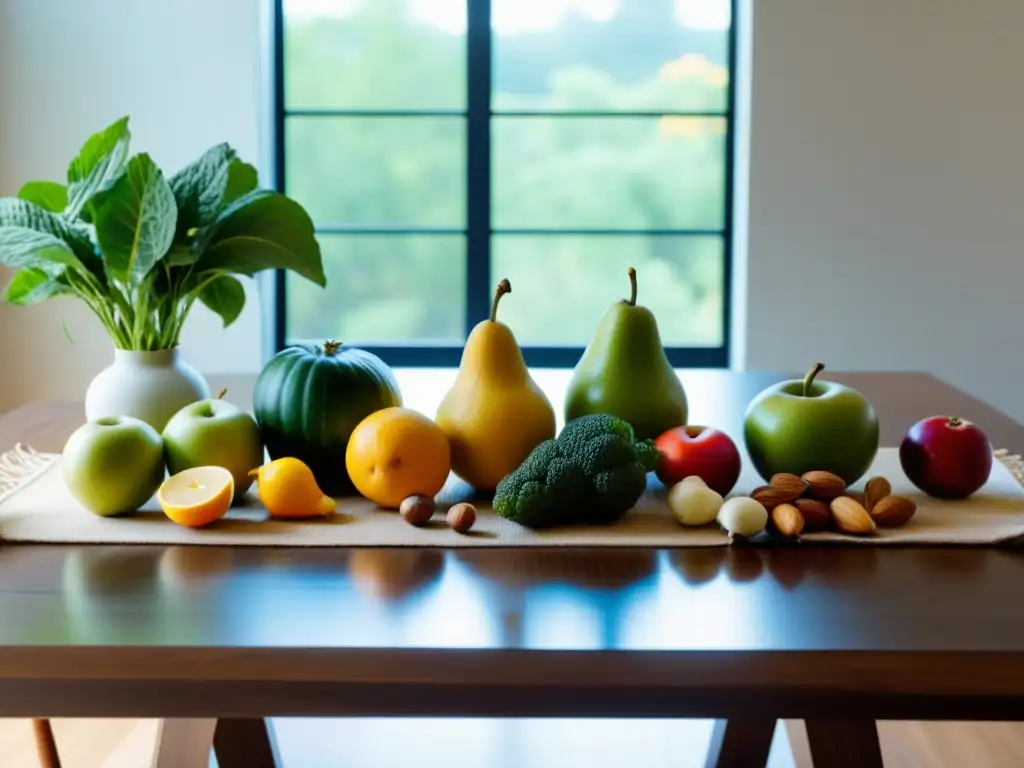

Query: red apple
[654,425,742,496]
[899,416,993,499]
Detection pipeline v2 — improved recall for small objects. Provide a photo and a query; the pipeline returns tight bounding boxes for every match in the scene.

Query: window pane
[287,235,466,343]
[285,116,465,227]
[492,0,730,112]
[493,117,726,230]
[283,0,466,110]
[491,235,723,347]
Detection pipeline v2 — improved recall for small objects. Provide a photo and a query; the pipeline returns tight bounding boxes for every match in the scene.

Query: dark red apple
[654,425,742,496]
[899,416,993,499]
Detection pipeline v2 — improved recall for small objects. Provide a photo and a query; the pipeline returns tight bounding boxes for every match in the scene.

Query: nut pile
[400,495,477,534]
[400,495,437,526]
[748,470,916,539]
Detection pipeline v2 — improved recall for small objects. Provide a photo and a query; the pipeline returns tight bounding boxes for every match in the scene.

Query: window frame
[268,0,738,368]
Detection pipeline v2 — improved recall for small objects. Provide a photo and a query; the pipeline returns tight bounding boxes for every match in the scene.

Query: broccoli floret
[589,463,650,523]
[573,432,635,476]
[633,439,663,473]
[517,439,561,482]
[557,413,634,447]
[493,475,559,529]
[493,414,661,529]
[493,446,584,529]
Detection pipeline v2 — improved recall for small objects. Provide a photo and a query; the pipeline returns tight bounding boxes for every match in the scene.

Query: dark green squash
[252,340,402,496]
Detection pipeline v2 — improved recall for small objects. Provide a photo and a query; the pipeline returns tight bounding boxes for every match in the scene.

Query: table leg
[32,718,61,768]
[703,718,776,768]
[213,718,281,768]
[804,719,883,768]
[151,719,217,768]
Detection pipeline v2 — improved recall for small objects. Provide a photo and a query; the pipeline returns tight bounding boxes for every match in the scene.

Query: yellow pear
[435,278,556,491]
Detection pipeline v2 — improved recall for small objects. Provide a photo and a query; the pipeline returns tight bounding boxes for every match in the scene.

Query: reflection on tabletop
[0,544,1010,651]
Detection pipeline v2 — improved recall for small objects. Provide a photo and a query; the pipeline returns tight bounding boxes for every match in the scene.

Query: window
[273,0,736,367]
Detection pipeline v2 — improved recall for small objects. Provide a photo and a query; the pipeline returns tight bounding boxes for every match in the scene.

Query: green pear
[564,267,688,440]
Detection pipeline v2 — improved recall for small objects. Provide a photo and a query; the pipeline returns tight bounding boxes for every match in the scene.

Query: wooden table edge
[2,647,1024,697]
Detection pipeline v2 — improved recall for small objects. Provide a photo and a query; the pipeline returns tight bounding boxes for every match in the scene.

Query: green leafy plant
[0,116,325,350]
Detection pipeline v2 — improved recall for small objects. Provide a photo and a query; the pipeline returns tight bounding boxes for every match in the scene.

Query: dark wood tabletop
[2,370,1023,766]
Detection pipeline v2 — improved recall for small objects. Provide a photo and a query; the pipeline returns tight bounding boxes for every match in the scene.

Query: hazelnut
[447,502,476,534]
[400,495,435,527]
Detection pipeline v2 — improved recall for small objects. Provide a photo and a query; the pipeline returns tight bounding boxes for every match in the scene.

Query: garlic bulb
[717,497,768,542]
[668,481,723,526]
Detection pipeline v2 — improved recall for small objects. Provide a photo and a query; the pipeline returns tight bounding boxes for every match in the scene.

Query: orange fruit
[158,466,234,528]
[249,457,336,518]
[345,407,451,509]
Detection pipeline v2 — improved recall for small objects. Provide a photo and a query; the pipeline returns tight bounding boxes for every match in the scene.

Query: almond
[870,495,916,527]
[864,476,892,512]
[770,503,805,538]
[802,470,847,500]
[751,484,802,511]
[843,490,867,506]
[793,498,831,531]
[769,473,809,498]
[829,496,876,535]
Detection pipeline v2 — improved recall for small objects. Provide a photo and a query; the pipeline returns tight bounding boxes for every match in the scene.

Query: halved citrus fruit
[158,466,234,528]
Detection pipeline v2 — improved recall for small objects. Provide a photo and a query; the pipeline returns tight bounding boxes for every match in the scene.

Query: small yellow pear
[435,278,556,491]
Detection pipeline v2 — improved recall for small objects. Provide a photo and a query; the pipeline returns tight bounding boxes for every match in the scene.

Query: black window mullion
[720,0,739,366]
[465,0,492,337]
[272,0,288,354]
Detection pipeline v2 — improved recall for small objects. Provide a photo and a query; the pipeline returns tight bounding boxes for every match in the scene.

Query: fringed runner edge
[0,444,56,505]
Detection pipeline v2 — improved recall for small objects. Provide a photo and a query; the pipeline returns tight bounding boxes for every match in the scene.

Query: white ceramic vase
[84,348,211,432]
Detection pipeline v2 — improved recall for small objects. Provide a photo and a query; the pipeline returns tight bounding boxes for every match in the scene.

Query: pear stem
[323,340,342,356]
[625,267,637,306]
[491,278,511,322]
[247,468,260,479]
[215,388,228,400]
[803,362,825,397]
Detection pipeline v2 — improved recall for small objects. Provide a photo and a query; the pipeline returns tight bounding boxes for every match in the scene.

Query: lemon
[249,457,336,518]
[158,466,234,528]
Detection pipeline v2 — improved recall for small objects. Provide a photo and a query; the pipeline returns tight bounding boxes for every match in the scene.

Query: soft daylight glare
[675,0,731,30]
[285,0,731,33]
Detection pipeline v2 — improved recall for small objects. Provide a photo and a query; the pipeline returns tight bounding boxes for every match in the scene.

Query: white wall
[746,0,1024,420]
[3,0,1024,422]
[0,0,265,413]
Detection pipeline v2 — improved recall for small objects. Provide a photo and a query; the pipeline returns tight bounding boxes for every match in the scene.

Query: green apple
[743,362,880,485]
[62,416,165,516]
[161,389,264,502]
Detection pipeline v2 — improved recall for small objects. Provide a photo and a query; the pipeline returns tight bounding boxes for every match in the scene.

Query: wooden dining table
[2,369,1023,768]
